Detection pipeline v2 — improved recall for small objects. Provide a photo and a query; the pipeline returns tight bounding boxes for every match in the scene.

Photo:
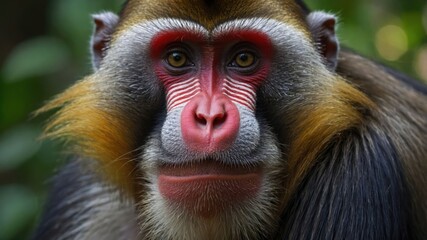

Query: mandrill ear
[307,11,339,71]
[90,12,119,70]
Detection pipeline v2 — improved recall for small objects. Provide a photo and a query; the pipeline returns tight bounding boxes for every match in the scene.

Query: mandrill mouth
[157,160,263,218]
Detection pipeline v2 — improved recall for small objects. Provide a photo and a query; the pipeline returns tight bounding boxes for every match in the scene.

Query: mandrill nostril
[195,112,226,129]
[195,113,208,126]
[212,113,226,129]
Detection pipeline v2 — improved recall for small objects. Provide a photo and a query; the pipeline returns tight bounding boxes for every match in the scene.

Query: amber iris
[167,51,187,67]
[235,52,255,68]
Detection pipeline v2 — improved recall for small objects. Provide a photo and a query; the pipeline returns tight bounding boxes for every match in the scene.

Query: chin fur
[136,169,282,240]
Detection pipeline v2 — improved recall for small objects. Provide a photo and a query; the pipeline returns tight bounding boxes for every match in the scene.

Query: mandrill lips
[158,160,263,218]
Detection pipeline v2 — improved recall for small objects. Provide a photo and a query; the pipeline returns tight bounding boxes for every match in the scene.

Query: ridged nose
[181,93,240,153]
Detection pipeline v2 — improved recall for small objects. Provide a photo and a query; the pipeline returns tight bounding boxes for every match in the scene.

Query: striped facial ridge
[166,77,201,111]
[222,77,257,110]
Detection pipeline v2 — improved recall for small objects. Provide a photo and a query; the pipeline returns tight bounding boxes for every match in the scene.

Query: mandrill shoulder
[336,48,427,99]
[336,49,427,158]
[336,48,427,132]
[336,48,427,133]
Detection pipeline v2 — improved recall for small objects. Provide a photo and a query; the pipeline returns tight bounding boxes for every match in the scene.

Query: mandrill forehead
[117,0,308,34]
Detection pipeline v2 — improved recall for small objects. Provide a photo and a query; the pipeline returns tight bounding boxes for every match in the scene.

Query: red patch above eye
[150,31,205,60]
[215,30,273,59]
[150,30,272,67]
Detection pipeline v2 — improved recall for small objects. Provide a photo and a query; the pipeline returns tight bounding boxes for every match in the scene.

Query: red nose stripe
[166,77,201,111]
[223,78,256,110]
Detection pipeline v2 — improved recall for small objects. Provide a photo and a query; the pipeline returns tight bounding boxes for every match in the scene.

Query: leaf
[0,185,37,240]
[0,125,41,171]
[2,36,69,83]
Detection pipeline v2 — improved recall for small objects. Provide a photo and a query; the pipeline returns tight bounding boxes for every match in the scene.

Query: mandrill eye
[167,51,188,68]
[234,52,256,68]
[228,48,260,74]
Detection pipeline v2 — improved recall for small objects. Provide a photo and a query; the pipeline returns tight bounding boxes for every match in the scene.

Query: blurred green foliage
[0,1,123,239]
[0,0,426,239]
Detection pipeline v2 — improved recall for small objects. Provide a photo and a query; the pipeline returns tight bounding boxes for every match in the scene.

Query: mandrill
[33,0,427,239]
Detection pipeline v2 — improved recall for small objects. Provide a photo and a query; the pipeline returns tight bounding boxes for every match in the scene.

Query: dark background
[0,0,426,239]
